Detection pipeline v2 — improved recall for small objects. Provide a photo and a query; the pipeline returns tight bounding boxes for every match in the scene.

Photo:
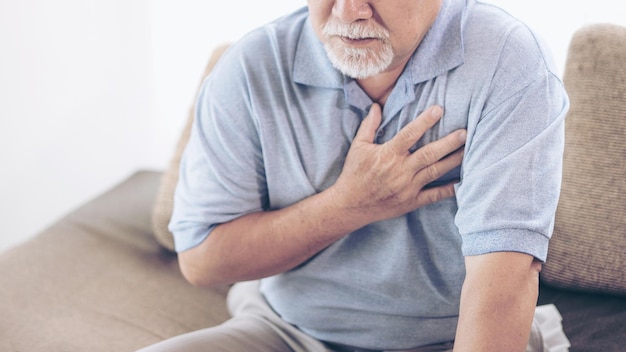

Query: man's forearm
[177,104,465,288]
[178,187,364,287]
[454,252,541,351]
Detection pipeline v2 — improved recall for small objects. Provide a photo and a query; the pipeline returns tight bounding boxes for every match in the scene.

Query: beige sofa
[1,24,624,351]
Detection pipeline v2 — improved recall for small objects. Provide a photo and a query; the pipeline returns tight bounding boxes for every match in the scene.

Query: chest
[254,75,475,209]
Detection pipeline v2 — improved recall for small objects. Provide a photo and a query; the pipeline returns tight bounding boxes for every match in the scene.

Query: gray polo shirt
[170,0,568,349]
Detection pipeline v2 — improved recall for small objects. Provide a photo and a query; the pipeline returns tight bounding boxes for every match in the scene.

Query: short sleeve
[454,26,569,261]
[168,44,268,252]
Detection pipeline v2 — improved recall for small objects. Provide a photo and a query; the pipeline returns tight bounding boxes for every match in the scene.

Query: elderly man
[141,0,568,351]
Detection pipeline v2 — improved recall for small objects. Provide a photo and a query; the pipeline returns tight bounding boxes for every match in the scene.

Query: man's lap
[138,280,566,352]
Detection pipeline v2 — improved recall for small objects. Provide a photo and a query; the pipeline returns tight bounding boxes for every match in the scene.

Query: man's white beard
[322,21,393,79]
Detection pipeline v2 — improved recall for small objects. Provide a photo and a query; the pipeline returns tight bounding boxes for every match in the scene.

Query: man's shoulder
[464,2,553,68]
[460,1,559,81]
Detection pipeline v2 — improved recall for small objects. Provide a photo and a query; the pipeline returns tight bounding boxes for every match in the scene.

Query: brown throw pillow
[541,24,626,296]
[151,44,230,252]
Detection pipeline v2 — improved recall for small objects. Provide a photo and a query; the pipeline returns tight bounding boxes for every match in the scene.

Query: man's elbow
[178,252,224,288]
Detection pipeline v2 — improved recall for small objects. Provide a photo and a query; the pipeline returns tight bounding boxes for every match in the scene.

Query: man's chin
[342,69,381,80]
[332,60,387,79]
[327,55,390,79]
[323,41,393,79]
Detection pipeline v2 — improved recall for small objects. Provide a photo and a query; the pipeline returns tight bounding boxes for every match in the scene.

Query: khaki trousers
[138,280,557,352]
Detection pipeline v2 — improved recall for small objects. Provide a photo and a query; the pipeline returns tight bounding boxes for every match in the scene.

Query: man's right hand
[179,103,466,287]
[330,103,466,226]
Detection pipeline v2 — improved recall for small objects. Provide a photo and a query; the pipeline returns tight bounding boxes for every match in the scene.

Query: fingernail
[459,130,467,142]
[431,106,443,118]
[368,103,381,115]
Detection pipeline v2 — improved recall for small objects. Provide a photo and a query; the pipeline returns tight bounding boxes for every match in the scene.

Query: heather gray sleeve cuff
[461,228,550,262]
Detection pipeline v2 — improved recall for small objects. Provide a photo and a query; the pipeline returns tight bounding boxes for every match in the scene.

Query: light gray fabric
[170,0,567,349]
[138,281,565,352]
[139,281,458,352]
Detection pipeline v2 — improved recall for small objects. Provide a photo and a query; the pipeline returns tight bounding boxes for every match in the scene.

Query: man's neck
[356,59,408,106]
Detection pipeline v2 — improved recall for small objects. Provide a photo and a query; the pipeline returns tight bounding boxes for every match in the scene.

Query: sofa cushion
[541,24,626,296]
[152,45,230,252]
[538,283,626,351]
[0,171,230,352]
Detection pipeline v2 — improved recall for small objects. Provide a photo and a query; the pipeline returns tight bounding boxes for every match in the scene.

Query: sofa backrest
[541,23,626,296]
[151,44,231,252]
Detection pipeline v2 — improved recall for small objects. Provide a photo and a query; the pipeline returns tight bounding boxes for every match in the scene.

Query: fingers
[413,148,465,207]
[413,148,464,187]
[415,182,457,207]
[388,106,444,154]
[411,129,467,170]
[353,103,383,143]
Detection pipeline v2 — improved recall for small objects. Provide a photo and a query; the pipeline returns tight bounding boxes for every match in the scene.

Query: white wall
[1,0,624,252]
[0,0,306,252]
[0,0,155,251]
[150,0,307,167]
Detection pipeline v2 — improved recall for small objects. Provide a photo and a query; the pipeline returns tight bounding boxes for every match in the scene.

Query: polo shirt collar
[405,0,465,84]
[293,17,344,89]
[293,0,465,88]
